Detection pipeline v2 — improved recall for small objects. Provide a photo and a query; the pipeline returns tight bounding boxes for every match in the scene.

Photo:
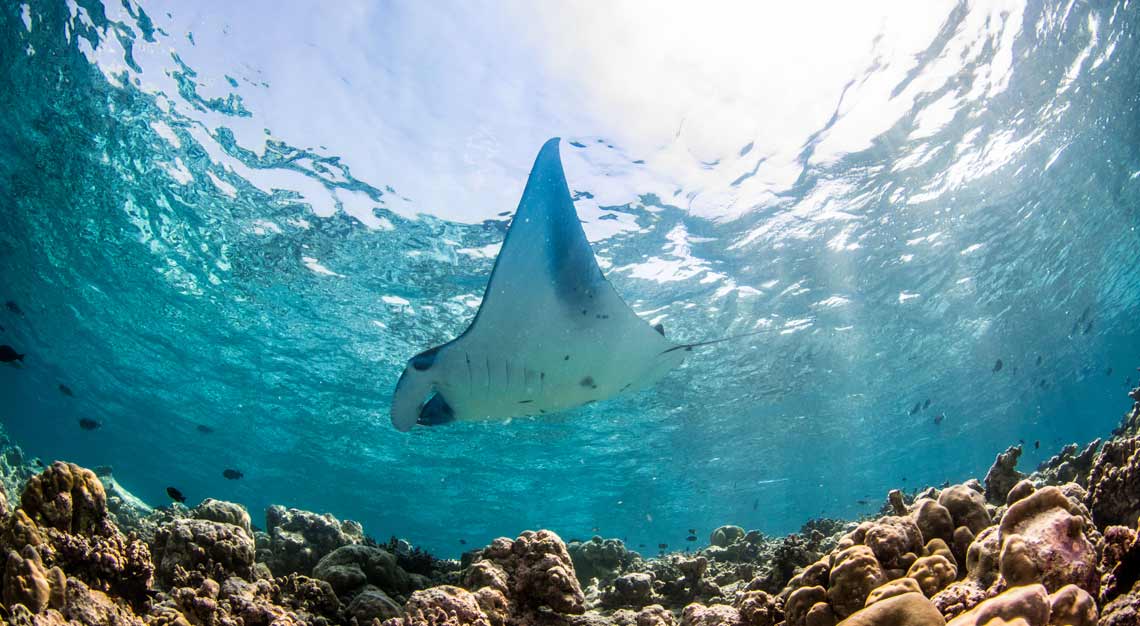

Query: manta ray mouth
[417,392,456,426]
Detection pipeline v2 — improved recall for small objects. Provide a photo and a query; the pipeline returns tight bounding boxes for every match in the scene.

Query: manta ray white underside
[390,138,692,432]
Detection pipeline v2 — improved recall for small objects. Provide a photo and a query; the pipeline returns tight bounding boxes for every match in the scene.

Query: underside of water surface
[0,0,1138,564]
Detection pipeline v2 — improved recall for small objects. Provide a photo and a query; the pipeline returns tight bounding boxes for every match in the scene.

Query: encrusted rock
[997,486,1097,595]
[944,584,1048,626]
[828,545,885,618]
[20,462,107,535]
[153,517,255,585]
[710,526,746,548]
[680,603,745,626]
[191,498,252,536]
[906,555,956,597]
[837,591,944,625]
[912,499,954,545]
[1048,583,1097,626]
[930,580,987,620]
[938,486,991,535]
[483,529,585,615]
[263,504,364,576]
[1004,479,1035,506]
[983,445,1024,505]
[735,589,779,626]
[608,572,654,607]
[348,587,403,623]
[1088,436,1140,528]
[569,536,639,584]
[312,544,410,597]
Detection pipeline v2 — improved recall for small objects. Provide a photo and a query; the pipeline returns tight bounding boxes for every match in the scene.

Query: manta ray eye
[410,346,440,371]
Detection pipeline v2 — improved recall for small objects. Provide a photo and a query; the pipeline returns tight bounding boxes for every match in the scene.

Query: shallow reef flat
[1,383,1140,625]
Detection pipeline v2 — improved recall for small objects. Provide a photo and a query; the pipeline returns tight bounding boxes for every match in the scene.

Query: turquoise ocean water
[0,1,1138,557]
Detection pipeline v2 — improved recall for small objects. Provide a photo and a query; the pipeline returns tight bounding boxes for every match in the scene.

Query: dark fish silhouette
[992,359,1003,373]
[1034,440,1040,450]
[166,487,186,503]
[5,301,22,315]
[459,539,466,545]
[687,528,696,535]
[752,498,759,511]
[1107,368,1113,376]
[909,402,921,415]
[196,424,215,434]
[857,499,869,506]
[58,383,73,397]
[638,544,646,548]
[78,418,100,430]
[222,468,243,480]
[1083,321,1093,335]
[0,345,24,362]
[1036,355,1043,366]
[933,413,944,425]
[685,535,697,542]
[923,399,931,409]
[657,543,667,550]
[902,477,908,482]
[1019,438,1025,444]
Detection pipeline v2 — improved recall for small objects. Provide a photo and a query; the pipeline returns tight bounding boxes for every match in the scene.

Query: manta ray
[391,138,740,432]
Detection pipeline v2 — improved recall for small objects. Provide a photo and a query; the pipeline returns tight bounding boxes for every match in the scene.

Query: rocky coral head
[19,462,107,535]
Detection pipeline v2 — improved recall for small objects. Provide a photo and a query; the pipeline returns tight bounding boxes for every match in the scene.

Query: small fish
[1036,355,1043,366]
[1107,368,1113,376]
[58,383,73,397]
[459,539,467,545]
[222,468,244,480]
[1083,321,1093,335]
[685,535,697,542]
[196,424,215,434]
[857,499,869,506]
[687,528,696,535]
[909,402,921,415]
[1034,440,1040,450]
[33,458,45,467]
[0,345,24,363]
[166,487,186,503]
[752,498,759,511]
[1039,379,1047,389]
[902,477,908,482]
[638,544,646,548]
[923,399,931,409]
[657,543,667,550]
[933,413,944,425]
[1018,438,1025,444]
[992,359,1003,373]
[5,301,22,315]
[78,418,101,431]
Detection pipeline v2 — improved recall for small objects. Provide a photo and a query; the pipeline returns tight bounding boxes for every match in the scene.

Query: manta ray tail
[661,328,773,354]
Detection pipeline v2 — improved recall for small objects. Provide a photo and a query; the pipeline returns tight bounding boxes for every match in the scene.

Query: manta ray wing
[391,138,684,431]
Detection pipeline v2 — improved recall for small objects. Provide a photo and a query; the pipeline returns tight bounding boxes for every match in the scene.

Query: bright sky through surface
[122,0,959,225]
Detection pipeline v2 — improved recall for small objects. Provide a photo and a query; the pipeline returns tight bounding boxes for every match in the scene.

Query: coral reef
[4,376,1140,626]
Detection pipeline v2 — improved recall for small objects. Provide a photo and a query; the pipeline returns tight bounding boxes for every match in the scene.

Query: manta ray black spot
[411,346,440,371]
[579,376,596,389]
[653,323,665,336]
